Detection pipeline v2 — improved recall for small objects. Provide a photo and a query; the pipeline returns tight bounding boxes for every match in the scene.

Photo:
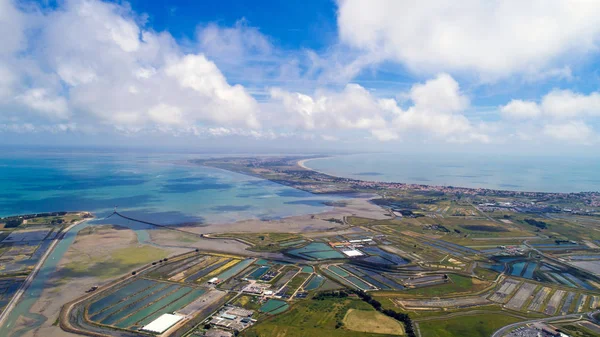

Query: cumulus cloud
[271,73,488,143]
[389,74,488,142]
[15,88,69,119]
[198,19,272,62]
[337,0,600,78]
[0,0,260,131]
[270,84,387,130]
[499,89,600,144]
[500,100,542,119]
[541,90,600,119]
[499,89,600,120]
[543,121,595,144]
[3,0,596,148]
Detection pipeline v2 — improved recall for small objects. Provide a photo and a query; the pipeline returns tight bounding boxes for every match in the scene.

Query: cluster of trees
[4,218,23,228]
[351,290,416,337]
[313,290,349,300]
[523,218,548,229]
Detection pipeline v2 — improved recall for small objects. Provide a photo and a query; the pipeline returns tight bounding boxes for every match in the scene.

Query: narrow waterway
[0,219,151,337]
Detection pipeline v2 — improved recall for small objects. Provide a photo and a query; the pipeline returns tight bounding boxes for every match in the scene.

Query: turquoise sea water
[0,150,338,222]
[305,153,600,193]
[0,149,340,336]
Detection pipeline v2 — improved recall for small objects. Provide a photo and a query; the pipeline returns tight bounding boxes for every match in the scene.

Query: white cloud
[541,89,600,119]
[337,0,600,78]
[271,73,488,143]
[15,88,69,119]
[543,121,595,144]
[147,104,183,125]
[270,84,388,130]
[500,89,600,120]
[2,0,597,149]
[165,54,260,128]
[0,0,262,131]
[0,0,28,56]
[370,128,398,141]
[198,20,272,62]
[389,74,488,142]
[498,89,600,144]
[500,100,542,119]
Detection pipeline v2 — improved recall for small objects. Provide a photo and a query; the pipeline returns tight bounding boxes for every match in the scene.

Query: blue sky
[1,0,600,153]
[127,0,338,50]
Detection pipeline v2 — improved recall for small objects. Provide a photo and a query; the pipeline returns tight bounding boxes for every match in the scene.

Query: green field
[243,298,393,337]
[61,245,168,279]
[232,295,262,311]
[285,273,311,295]
[419,313,522,337]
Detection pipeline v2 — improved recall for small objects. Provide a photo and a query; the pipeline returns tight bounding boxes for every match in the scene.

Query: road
[491,311,595,337]
[0,219,89,330]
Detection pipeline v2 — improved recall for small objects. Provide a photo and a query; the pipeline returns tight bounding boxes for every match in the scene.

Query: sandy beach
[297,157,329,171]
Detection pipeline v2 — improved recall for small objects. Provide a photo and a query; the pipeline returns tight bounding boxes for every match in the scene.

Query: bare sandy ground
[149,229,254,255]
[148,230,287,260]
[18,225,182,337]
[183,196,391,235]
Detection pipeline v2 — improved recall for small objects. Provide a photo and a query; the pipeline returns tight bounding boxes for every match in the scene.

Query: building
[348,239,373,243]
[141,313,184,334]
[220,314,236,320]
[341,249,364,257]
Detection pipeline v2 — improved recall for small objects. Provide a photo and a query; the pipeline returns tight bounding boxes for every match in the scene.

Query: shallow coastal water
[0,149,340,336]
[305,153,600,193]
[0,150,338,222]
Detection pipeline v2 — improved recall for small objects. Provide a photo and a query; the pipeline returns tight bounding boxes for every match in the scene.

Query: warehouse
[341,249,364,257]
[141,313,184,334]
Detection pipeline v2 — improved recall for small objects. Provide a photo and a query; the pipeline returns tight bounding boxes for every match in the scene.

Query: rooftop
[141,313,183,334]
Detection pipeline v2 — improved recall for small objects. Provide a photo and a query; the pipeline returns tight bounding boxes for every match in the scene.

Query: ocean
[304,153,600,193]
[0,149,338,222]
[2,149,342,337]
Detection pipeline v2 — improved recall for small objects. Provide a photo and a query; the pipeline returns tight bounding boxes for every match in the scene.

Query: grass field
[343,309,404,335]
[61,245,168,279]
[242,298,392,337]
[559,323,600,337]
[285,273,310,295]
[233,295,262,311]
[418,313,522,337]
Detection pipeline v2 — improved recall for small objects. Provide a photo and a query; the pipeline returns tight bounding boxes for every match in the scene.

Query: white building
[341,249,364,257]
[141,313,184,334]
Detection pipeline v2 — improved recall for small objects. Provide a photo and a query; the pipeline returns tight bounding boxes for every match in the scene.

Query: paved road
[491,312,595,337]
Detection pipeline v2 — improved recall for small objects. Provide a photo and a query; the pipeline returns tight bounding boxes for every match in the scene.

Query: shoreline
[297,157,329,171]
[293,157,599,196]
[0,217,92,330]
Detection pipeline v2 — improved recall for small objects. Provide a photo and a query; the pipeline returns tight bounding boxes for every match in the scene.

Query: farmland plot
[506,282,537,310]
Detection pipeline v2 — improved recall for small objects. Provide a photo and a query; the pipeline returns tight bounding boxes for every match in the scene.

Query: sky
[1,0,600,154]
